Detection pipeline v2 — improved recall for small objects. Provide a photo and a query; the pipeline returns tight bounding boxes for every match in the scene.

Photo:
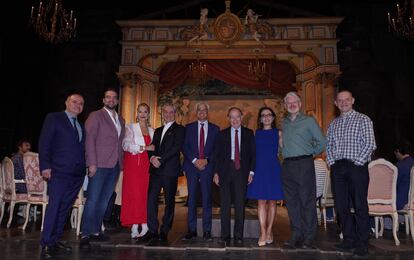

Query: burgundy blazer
[85,108,125,169]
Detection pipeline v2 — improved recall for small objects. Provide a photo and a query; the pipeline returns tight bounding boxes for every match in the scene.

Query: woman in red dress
[121,103,154,239]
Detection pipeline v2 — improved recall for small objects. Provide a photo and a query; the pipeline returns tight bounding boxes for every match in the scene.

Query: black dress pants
[281,156,317,243]
[219,164,247,239]
[331,160,369,248]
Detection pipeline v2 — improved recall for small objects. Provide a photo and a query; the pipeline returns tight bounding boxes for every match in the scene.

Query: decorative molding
[117,72,139,88]
[212,1,244,47]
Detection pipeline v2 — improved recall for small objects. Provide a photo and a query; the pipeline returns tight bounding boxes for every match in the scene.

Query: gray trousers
[281,156,317,243]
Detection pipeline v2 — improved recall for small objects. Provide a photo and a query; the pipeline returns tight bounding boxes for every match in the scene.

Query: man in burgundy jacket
[80,89,125,248]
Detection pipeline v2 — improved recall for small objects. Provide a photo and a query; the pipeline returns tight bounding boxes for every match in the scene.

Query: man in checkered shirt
[326,90,376,259]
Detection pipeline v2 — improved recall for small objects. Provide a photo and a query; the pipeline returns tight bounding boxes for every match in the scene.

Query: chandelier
[248,57,267,81]
[189,58,207,85]
[387,0,414,40]
[29,0,77,43]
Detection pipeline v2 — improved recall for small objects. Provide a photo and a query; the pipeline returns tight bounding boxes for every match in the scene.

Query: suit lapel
[193,122,199,152]
[161,122,176,147]
[101,108,118,134]
[62,112,80,143]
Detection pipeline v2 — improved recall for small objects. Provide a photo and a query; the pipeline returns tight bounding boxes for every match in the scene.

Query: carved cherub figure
[245,9,262,43]
[188,8,209,44]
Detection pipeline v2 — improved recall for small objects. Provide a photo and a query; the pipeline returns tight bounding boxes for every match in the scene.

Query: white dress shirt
[192,120,209,163]
[230,126,241,160]
[160,121,174,144]
[104,107,122,137]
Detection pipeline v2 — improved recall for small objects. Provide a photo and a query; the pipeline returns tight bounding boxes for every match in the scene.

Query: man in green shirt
[281,91,326,250]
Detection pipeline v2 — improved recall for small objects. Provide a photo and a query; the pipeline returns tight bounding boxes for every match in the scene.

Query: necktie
[72,117,80,142]
[199,123,205,159]
[234,129,240,170]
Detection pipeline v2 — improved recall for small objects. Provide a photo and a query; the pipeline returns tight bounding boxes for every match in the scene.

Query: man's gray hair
[284,91,301,103]
[195,102,210,111]
[162,102,177,112]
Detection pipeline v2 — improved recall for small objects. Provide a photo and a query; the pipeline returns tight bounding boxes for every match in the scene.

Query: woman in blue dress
[247,107,284,246]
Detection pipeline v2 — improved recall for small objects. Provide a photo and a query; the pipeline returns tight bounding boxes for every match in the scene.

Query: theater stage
[0,203,413,259]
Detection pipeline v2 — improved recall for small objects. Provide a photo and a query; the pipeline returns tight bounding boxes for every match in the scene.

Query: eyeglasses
[261,114,273,118]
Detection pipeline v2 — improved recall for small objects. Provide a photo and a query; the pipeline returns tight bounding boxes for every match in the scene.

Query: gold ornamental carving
[212,1,244,47]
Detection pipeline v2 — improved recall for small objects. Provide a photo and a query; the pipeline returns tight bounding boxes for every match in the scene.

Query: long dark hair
[257,107,276,130]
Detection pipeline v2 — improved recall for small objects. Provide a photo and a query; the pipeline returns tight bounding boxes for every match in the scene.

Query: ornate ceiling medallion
[213,0,244,47]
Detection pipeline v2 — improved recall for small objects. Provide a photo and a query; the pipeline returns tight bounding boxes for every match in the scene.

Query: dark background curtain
[159,59,296,95]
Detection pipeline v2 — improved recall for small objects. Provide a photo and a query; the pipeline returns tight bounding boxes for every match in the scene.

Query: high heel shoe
[258,239,266,247]
[266,234,274,244]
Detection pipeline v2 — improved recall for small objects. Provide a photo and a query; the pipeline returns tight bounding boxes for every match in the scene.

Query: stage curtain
[159,59,296,95]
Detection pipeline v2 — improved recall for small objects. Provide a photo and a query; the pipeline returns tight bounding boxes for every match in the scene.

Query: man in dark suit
[213,107,255,245]
[146,103,185,243]
[80,89,125,248]
[182,102,219,241]
[39,93,86,258]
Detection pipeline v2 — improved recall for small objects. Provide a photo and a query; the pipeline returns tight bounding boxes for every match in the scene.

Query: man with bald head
[39,93,86,258]
[182,102,219,241]
[327,90,376,259]
[213,107,255,245]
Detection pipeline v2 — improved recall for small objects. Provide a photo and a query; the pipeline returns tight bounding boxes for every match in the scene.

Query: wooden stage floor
[0,203,413,259]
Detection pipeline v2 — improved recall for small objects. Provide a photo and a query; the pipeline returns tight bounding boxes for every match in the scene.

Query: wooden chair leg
[322,207,327,230]
[22,203,31,230]
[410,211,414,241]
[33,205,38,222]
[379,217,384,237]
[7,202,16,228]
[41,204,46,231]
[405,214,410,235]
[316,206,321,226]
[0,201,5,224]
[70,208,77,229]
[77,206,83,236]
[392,213,400,246]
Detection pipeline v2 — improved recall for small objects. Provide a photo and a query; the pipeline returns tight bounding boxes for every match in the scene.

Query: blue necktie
[72,117,80,142]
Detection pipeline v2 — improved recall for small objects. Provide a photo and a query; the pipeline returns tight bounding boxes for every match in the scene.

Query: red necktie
[234,129,240,170]
[199,123,205,159]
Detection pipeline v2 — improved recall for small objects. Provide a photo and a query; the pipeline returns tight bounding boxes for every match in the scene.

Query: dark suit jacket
[39,112,86,176]
[85,108,125,169]
[148,122,185,177]
[182,121,219,175]
[214,126,256,183]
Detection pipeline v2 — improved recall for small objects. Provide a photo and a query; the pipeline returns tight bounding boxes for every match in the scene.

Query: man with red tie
[213,107,255,245]
[182,102,219,241]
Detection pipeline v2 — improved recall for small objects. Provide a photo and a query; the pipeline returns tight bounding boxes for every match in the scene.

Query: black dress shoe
[282,241,296,249]
[90,233,109,242]
[203,231,212,241]
[220,236,231,244]
[300,240,317,250]
[234,237,243,245]
[159,232,168,242]
[41,246,55,259]
[182,231,197,240]
[140,232,158,242]
[334,241,356,252]
[79,236,91,249]
[352,246,368,259]
[55,241,72,253]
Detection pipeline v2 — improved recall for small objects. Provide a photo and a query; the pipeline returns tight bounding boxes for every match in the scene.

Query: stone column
[321,72,337,133]
[313,73,324,127]
[118,72,138,124]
